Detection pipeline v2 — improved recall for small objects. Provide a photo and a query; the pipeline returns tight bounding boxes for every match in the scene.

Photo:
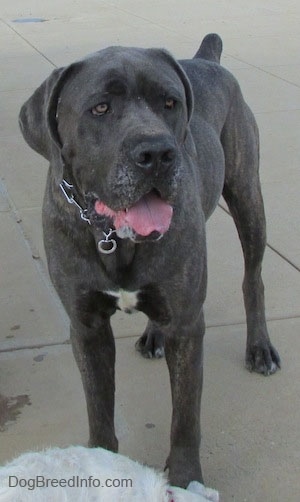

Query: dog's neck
[91,225,137,283]
[59,175,137,282]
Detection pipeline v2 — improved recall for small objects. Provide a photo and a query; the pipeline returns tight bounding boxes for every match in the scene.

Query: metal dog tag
[97,229,117,255]
[98,239,117,254]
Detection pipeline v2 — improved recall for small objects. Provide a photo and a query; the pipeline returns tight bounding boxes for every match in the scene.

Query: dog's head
[19,47,193,240]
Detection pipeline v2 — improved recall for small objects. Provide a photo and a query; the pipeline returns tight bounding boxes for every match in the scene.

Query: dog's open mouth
[94,190,173,239]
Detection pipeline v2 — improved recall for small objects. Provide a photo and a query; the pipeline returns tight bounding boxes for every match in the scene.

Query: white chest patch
[105,289,140,313]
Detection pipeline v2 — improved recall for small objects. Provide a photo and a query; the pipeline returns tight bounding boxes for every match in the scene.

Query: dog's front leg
[165,310,205,488]
[70,319,118,452]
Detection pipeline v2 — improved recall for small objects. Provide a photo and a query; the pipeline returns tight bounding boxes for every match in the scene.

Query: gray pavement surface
[0,1,299,500]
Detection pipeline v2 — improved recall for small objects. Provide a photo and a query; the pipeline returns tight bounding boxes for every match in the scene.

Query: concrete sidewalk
[0,1,299,500]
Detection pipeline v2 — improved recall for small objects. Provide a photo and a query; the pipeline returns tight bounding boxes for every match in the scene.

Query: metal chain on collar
[59,179,91,224]
[97,228,117,255]
[59,179,118,254]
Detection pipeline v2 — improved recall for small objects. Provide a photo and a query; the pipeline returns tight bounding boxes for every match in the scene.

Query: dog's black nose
[131,137,177,172]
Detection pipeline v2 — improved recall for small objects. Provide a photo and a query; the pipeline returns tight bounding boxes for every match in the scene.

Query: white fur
[0,446,219,502]
[105,289,139,313]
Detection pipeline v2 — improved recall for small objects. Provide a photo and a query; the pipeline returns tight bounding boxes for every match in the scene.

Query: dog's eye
[91,103,109,116]
[165,98,176,110]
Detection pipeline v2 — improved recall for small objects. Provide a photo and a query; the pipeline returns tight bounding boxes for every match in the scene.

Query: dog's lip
[87,188,166,212]
[115,226,163,243]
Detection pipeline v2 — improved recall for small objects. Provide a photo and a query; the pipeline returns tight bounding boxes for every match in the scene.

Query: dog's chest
[105,289,139,313]
[102,284,170,325]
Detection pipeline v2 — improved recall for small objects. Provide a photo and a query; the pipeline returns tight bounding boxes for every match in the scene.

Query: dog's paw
[246,340,281,376]
[135,328,165,359]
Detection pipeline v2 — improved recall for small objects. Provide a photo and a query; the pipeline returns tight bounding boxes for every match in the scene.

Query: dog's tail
[193,33,223,64]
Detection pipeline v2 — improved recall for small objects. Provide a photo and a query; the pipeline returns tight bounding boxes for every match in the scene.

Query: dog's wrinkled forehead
[59,46,189,111]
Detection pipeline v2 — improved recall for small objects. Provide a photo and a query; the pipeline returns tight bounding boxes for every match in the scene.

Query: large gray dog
[19,34,280,488]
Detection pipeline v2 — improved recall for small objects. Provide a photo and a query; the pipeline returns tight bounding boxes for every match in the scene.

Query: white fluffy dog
[0,446,219,501]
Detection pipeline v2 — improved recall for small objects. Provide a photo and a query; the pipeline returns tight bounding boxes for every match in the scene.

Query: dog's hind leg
[221,90,280,375]
[135,321,165,359]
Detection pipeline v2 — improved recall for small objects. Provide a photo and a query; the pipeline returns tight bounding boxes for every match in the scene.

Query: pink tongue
[121,192,173,236]
[95,192,173,237]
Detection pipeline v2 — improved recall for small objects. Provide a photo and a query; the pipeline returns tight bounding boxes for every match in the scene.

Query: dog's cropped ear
[148,49,194,126]
[19,62,82,182]
[169,56,194,126]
